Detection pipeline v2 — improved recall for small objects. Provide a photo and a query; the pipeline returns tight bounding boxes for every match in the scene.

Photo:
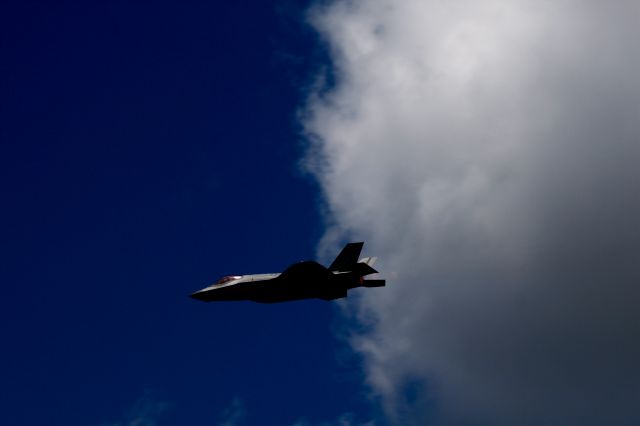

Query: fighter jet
[190,242,385,303]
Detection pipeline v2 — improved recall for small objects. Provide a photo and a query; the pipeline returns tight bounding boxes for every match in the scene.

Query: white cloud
[304,1,640,425]
[216,398,246,426]
[100,391,171,426]
[291,412,376,426]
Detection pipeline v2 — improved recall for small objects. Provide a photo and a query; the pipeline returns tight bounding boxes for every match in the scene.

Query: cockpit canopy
[215,275,242,285]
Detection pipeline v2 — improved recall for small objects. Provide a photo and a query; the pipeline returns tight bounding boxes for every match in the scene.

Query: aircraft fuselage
[190,243,385,303]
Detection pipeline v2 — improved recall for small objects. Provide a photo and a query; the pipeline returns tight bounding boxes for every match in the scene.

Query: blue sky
[0,1,373,425]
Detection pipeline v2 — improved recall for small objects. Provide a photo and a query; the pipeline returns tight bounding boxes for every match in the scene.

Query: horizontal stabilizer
[362,279,385,288]
[329,242,364,272]
[352,262,378,277]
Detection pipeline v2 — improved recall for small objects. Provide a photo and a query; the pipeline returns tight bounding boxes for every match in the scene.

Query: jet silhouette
[190,242,385,303]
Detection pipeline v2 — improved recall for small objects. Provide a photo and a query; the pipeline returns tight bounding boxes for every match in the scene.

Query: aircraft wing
[279,260,332,281]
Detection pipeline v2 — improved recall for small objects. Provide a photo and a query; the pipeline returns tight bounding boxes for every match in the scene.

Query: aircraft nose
[189,290,207,301]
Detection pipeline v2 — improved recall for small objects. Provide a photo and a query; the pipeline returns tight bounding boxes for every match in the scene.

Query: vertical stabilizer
[359,257,377,267]
[329,242,364,272]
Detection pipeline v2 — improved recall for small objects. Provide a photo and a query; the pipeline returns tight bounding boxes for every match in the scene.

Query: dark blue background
[0,1,370,424]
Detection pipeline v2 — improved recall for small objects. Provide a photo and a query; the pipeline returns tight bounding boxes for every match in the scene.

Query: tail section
[329,242,364,272]
[351,262,378,277]
[329,242,386,290]
[359,257,377,267]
